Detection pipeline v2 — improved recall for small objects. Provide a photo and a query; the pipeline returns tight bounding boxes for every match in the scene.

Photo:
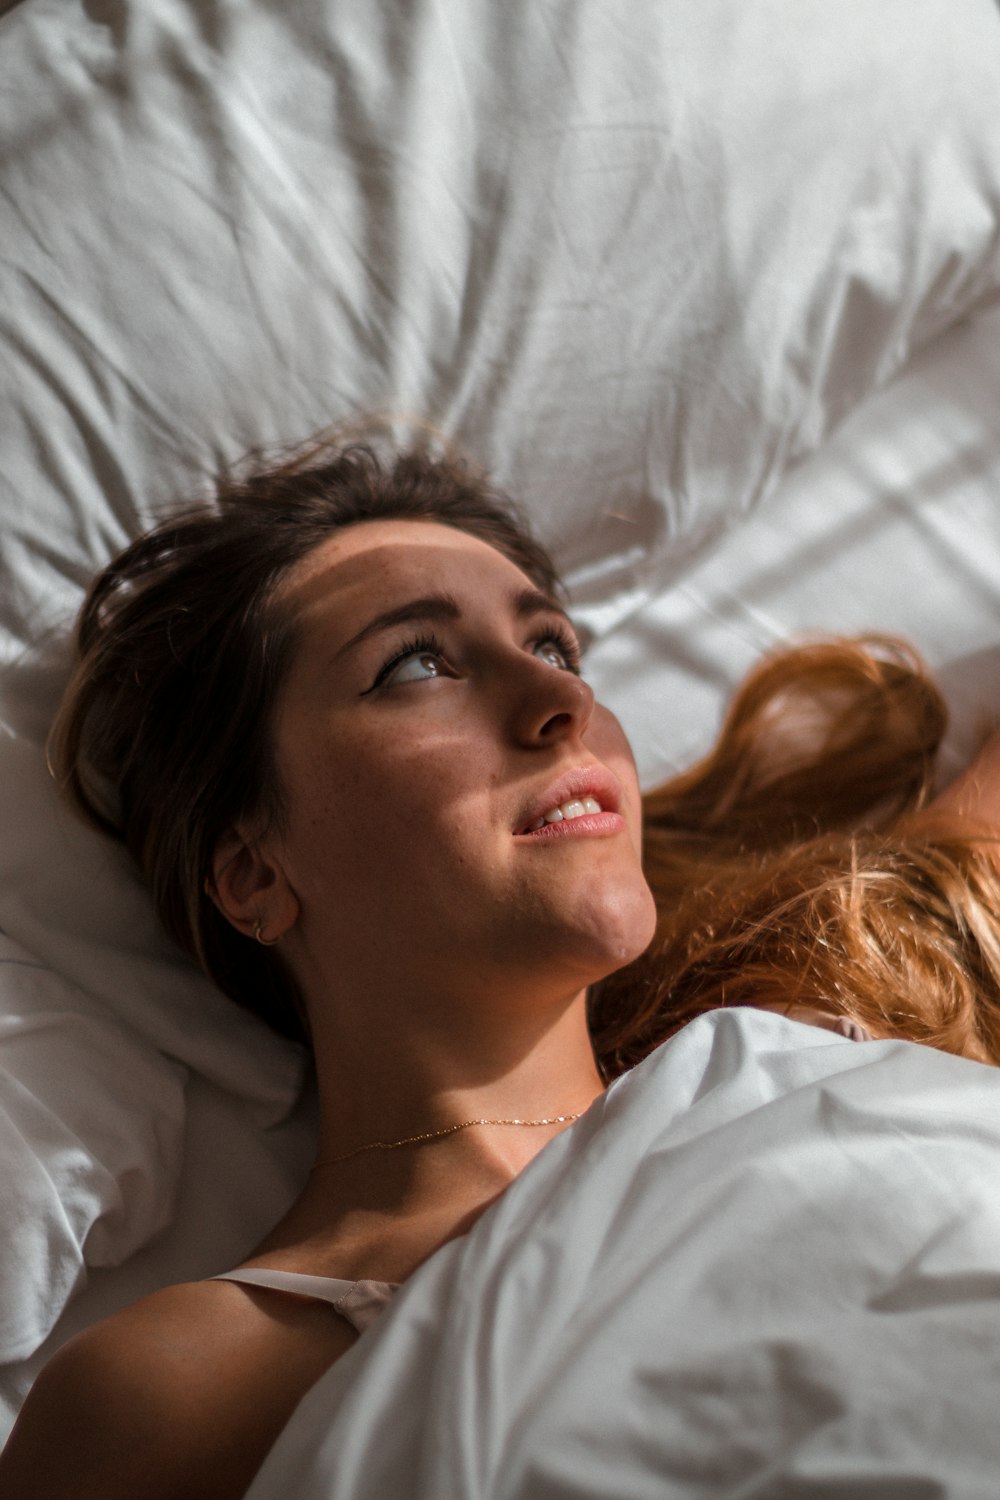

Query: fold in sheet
[249,1009,1000,1498]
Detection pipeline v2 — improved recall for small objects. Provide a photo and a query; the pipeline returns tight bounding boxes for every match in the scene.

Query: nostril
[515,660,593,744]
[539,710,575,737]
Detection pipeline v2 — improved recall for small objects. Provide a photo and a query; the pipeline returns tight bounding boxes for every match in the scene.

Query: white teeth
[527,796,604,831]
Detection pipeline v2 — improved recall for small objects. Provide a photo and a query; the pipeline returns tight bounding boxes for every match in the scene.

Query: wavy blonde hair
[589,637,1000,1078]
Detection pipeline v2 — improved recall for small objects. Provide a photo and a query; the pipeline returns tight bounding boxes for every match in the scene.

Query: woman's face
[258,519,656,1012]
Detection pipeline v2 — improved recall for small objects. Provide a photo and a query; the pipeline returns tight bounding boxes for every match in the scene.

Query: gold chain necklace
[315,1112,581,1167]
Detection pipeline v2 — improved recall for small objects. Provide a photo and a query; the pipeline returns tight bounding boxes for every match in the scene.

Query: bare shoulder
[0,1284,220,1499]
[0,1278,356,1500]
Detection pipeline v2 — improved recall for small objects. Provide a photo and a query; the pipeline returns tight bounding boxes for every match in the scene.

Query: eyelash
[535,622,583,675]
[366,622,582,692]
[366,632,448,692]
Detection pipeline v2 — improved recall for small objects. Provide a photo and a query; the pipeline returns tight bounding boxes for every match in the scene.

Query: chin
[574,878,658,982]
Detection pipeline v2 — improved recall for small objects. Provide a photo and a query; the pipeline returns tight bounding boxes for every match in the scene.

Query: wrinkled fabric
[0,933,186,1361]
[3,0,1000,682]
[249,1010,1000,1499]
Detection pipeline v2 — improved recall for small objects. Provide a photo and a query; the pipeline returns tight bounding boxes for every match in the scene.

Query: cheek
[274,732,376,884]
[277,723,494,892]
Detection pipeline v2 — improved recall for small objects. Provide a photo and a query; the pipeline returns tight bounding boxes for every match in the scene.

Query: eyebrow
[339,588,571,655]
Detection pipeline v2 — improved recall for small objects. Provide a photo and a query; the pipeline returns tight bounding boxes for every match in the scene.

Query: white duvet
[248,1010,1000,1499]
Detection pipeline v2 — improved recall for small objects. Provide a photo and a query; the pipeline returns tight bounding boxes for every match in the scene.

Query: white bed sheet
[579,305,1000,792]
[247,1009,1000,1499]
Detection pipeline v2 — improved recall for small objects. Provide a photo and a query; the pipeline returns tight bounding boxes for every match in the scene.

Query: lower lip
[514,811,626,840]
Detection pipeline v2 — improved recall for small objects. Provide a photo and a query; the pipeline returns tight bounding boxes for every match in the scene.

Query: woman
[591,634,1000,1073]
[0,438,657,1498]
[4,436,999,1494]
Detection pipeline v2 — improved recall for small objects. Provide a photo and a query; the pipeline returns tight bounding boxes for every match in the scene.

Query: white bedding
[3,0,1000,1471]
[247,1010,1000,1499]
[588,303,1000,791]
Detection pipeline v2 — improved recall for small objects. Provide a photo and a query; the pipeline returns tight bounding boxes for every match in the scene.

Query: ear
[208,828,300,945]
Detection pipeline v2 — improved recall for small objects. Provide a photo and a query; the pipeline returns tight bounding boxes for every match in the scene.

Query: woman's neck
[256,986,603,1280]
[309,981,602,1162]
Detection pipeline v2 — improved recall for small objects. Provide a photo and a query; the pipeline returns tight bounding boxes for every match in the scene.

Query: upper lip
[513,765,623,835]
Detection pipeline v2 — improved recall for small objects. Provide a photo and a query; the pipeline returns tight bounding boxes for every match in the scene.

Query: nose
[509,655,595,748]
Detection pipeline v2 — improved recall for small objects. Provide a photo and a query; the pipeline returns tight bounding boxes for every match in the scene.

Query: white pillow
[0,935,186,1361]
[1,0,999,662]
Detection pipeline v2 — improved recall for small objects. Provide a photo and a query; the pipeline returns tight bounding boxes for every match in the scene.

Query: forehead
[278,518,538,624]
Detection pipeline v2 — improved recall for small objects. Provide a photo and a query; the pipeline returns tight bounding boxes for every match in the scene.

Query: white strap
[212,1267,398,1333]
[213,1267,362,1304]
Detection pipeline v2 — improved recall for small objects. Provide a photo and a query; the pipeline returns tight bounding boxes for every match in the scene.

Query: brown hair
[50,438,562,1044]
[590,636,1000,1077]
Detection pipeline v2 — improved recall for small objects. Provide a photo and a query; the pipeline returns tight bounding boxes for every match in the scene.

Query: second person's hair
[591,636,1000,1075]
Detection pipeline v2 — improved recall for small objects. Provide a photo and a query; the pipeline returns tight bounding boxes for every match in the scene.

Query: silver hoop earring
[254,918,279,947]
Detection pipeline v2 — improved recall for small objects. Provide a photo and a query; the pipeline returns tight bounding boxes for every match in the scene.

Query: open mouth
[522,795,604,831]
[513,768,623,837]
